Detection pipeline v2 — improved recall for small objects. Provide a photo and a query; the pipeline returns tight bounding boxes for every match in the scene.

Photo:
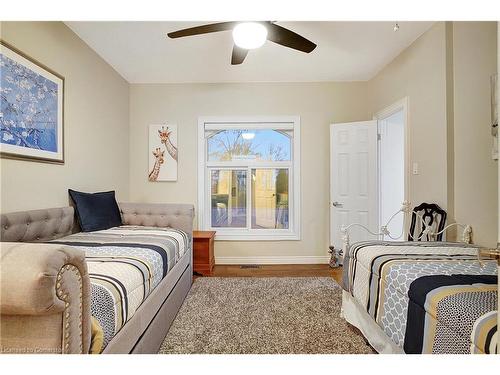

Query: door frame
[373,97,410,236]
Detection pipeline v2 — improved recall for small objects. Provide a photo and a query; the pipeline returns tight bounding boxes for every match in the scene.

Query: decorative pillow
[68,189,123,232]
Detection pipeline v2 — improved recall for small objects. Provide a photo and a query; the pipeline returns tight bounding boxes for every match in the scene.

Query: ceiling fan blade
[167,22,237,38]
[231,45,249,65]
[266,23,317,53]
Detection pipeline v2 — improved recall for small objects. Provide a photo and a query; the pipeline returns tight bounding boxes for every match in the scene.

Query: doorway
[377,108,406,240]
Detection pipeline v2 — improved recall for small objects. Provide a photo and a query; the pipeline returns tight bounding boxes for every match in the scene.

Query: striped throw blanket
[342,241,498,354]
[52,225,191,349]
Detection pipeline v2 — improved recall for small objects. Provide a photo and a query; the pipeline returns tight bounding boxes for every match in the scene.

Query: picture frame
[0,40,65,164]
[148,124,178,181]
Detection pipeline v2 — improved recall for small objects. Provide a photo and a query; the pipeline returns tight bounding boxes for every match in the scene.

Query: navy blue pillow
[68,189,123,232]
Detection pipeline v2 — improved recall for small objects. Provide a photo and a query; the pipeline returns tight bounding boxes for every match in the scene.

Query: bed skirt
[341,290,403,354]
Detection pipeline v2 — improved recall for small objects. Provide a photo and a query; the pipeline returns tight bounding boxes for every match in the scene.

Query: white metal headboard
[340,201,473,255]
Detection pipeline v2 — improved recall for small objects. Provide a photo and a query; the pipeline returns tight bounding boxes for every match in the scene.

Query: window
[198,117,300,240]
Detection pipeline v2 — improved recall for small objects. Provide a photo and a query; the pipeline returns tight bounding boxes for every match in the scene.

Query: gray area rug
[159,277,374,354]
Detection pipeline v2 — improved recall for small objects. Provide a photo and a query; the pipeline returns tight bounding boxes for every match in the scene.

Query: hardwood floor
[207,264,344,285]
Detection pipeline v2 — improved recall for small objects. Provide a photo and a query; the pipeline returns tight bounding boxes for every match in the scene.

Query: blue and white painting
[0,42,64,163]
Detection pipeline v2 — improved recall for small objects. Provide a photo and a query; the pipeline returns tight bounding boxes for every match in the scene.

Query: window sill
[209,231,301,241]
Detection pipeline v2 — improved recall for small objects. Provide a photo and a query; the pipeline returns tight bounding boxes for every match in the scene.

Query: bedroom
[0,0,498,372]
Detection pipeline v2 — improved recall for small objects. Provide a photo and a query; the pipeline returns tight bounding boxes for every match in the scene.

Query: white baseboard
[215,255,330,265]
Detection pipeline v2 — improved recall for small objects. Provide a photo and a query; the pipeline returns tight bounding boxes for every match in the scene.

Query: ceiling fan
[167,21,317,65]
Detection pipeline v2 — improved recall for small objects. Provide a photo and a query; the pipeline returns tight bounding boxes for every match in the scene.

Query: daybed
[0,202,194,354]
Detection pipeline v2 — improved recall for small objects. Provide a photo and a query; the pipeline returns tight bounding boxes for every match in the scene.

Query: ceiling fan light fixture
[232,22,268,50]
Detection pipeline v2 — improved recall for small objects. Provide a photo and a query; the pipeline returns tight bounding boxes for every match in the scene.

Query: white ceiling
[66,21,434,83]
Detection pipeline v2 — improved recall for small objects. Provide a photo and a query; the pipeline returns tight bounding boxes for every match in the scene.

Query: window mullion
[206,162,291,168]
[246,166,251,231]
[287,166,293,233]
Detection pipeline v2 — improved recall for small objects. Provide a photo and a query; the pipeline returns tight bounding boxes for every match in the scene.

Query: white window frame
[197,116,301,241]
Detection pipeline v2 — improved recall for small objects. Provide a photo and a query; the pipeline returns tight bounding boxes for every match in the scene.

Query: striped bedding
[342,241,498,354]
[471,310,498,354]
[51,225,191,349]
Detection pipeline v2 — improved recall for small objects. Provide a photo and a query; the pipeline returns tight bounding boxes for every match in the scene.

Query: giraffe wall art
[148,124,178,181]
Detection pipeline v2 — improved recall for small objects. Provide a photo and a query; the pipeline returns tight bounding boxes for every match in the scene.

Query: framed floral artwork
[0,40,64,163]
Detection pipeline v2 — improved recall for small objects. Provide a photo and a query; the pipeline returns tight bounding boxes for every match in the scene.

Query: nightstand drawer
[194,240,211,262]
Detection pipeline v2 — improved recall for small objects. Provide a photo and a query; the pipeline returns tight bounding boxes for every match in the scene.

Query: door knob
[332,201,343,207]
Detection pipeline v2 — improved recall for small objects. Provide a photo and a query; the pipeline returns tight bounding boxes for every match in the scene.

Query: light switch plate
[412,162,419,175]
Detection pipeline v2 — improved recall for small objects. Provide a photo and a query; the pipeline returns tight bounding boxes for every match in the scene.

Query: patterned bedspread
[52,225,191,349]
[342,241,498,354]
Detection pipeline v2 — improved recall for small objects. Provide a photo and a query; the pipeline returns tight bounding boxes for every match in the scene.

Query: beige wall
[129,83,371,260]
[367,22,498,247]
[452,22,498,247]
[1,21,496,255]
[367,22,449,210]
[129,22,498,257]
[0,22,130,213]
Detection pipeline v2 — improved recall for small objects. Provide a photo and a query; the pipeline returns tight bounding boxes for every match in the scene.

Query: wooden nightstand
[193,230,216,276]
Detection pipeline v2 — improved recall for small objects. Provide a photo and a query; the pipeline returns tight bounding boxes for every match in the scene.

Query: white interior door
[330,121,378,250]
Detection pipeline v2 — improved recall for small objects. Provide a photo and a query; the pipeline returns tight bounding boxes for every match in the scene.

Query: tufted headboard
[1,202,195,243]
[0,207,75,242]
[118,202,194,236]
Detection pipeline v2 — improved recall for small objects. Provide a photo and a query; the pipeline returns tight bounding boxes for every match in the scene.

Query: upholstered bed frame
[0,202,194,354]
